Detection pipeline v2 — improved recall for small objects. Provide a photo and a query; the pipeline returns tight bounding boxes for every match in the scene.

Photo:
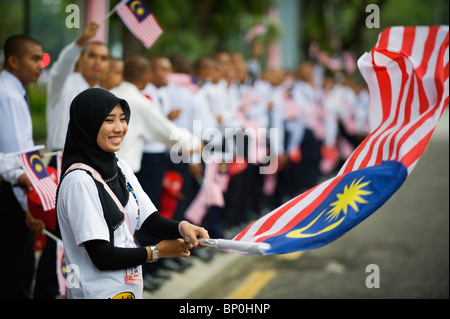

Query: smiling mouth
[109,136,122,144]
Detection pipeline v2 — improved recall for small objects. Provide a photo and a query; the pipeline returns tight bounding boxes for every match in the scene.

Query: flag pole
[44,229,61,242]
[189,238,271,255]
[43,151,60,158]
[98,0,125,24]
[99,8,116,24]
[1,145,45,159]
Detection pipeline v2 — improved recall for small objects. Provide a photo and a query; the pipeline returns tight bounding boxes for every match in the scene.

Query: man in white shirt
[46,22,109,152]
[100,57,124,90]
[162,56,206,223]
[292,62,324,192]
[139,56,172,209]
[193,57,226,154]
[0,34,45,298]
[111,56,202,175]
[0,154,33,192]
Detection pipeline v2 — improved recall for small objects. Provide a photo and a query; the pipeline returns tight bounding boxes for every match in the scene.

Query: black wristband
[84,239,147,271]
[141,211,181,239]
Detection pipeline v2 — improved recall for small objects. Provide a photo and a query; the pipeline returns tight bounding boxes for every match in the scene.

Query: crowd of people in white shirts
[0,22,370,296]
[125,49,372,228]
[99,36,371,291]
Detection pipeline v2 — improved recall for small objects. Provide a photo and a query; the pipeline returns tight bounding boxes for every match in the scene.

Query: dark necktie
[24,93,31,110]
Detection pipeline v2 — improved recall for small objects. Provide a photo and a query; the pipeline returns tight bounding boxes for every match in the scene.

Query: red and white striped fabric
[18,150,58,211]
[244,23,267,43]
[184,157,229,225]
[231,26,449,254]
[116,0,163,49]
[56,238,66,297]
[56,150,64,182]
[166,73,200,94]
[340,25,449,176]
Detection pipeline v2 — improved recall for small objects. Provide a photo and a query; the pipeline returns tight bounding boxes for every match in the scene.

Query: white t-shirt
[57,159,156,299]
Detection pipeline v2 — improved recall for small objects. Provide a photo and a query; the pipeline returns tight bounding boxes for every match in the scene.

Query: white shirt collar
[119,81,141,92]
[1,70,26,96]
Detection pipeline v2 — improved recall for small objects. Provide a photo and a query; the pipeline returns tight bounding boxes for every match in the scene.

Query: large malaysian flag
[223,25,449,255]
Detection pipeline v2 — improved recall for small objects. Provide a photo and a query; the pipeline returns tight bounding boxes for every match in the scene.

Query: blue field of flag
[264,161,408,254]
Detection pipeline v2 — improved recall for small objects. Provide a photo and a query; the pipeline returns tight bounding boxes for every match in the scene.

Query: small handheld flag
[17,149,58,211]
[166,73,200,94]
[245,23,267,43]
[184,156,229,225]
[115,0,163,49]
[55,236,67,297]
[220,25,449,255]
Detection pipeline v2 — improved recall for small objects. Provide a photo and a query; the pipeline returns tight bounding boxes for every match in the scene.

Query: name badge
[125,266,143,284]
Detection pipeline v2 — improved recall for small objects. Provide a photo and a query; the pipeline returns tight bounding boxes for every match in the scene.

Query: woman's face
[97,104,128,153]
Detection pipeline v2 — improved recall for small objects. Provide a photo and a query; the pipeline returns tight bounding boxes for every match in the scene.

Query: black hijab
[61,87,130,180]
[58,88,131,242]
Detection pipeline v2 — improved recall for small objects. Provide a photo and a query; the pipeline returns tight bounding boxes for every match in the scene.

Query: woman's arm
[142,212,210,248]
[140,211,180,239]
[83,212,195,271]
[83,240,147,271]
[83,237,194,271]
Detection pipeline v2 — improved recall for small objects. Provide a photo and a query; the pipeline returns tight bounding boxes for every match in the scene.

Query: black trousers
[135,152,168,275]
[135,152,168,209]
[0,180,35,299]
[295,129,322,192]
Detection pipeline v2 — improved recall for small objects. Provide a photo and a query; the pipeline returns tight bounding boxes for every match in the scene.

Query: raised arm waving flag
[214,25,449,255]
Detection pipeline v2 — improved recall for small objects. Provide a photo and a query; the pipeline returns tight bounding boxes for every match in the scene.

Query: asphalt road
[209,109,449,299]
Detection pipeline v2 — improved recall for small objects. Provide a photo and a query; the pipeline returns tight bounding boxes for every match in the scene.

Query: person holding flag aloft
[46,21,110,156]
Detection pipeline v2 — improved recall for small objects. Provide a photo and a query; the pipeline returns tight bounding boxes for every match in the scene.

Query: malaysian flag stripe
[32,173,55,209]
[184,192,205,225]
[372,57,411,166]
[391,28,447,170]
[239,176,342,243]
[116,0,163,49]
[166,73,200,93]
[134,15,159,42]
[359,54,401,168]
[18,151,57,211]
[226,26,449,255]
[184,157,229,225]
[35,175,55,209]
[118,8,150,43]
[235,179,326,242]
[142,17,161,45]
[339,26,448,176]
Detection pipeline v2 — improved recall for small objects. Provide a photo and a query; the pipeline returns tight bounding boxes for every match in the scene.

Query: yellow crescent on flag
[286,177,372,238]
[130,0,145,16]
[30,154,43,172]
[286,210,346,238]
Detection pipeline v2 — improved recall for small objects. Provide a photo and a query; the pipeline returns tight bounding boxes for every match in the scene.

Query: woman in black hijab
[56,88,209,299]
